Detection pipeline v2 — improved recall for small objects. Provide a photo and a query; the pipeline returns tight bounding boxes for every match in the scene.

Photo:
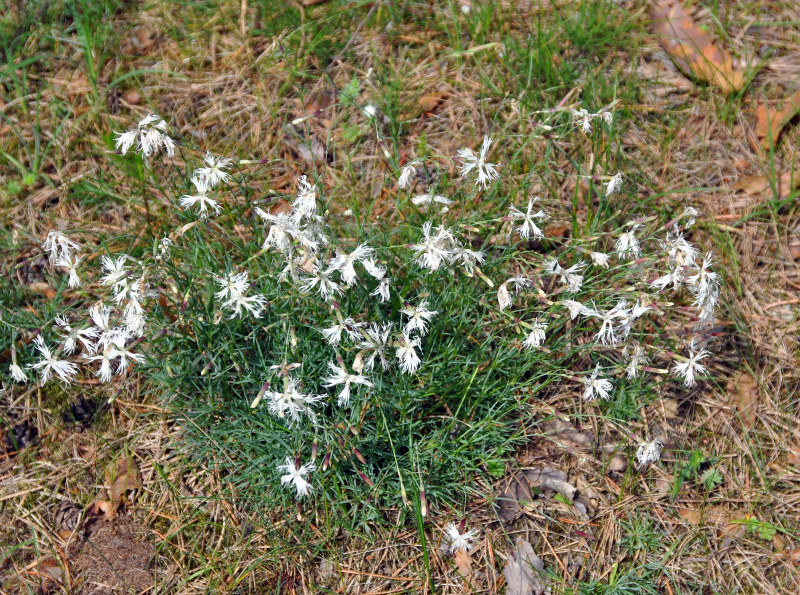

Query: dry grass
[2,0,800,593]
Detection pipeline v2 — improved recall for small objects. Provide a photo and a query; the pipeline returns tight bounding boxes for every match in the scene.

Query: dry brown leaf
[454,549,479,591]
[678,506,747,543]
[86,499,114,520]
[504,539,548,595]
[756,85,800,148]
[104,456,143,514]
[678,507,702,525]
[782,547,800,563]
[733,172,799,199]
[650,0,744,93]
[525,467,577,501]
[727,371,758,429]
[417,91,448,115]
[35,558,63,584]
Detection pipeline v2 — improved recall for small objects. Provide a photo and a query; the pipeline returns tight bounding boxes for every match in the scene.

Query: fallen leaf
[608,455,628,473]
[525,467,577,501]
[35,558,63,584]
[678,507,702,525]
[497,466,579,522]
[756,85,800,148]
[504,539,548,595]
[782,547,800,563]
[496,474,533,522]
[454,549,479,590]
[650,0,744,93]
[417,91,448,115]
[727,371,758,428]
[733,172,799,200]
[86,499,114,520]
[104,456,143,515]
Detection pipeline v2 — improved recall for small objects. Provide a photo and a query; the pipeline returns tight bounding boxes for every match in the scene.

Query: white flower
[450,246,485,275]
[215,271,266,318]
[320,318,363,346]
[456,136,499,189]
[55,315,99,355]
[652,267,685,292]
[266,377,323,424]
[561,299,595,319]
[590,252,610,268]
[114,113,175,159]
[672,341,710,387]
[100,255,129,289]
[254,209,292,253]
[681,207,698,228]
[497,282,512,310]
[108,343,145,376]
[363,104,377,118]
[401,300,437,337]
[636,439,663,468]
[195,152,232,187]
[42,231,80,265]
[410,221,455,272]
[523,321,546,349]
[686,252,718,296]
[663,232,697,267]
[371,278,391,303]
[55,253,82,288]
[222,290,267,319]
[157,235,173,259]
[398,161,419,189]
[84,350,115,383]
[615,224,641,259]
[292,175,317,219]
[327,243,375,286]
[323,361,373,407]
[411,193,454,208]
[362,258,386,280]
[396,333,422,374]
[27,335,78,386]
[300,267,342,301]
[572,108,592,134]
[443,523,478,555]
[180,174,221,219]
[113,129,137,154]
[582,364,613,401]
[359,322,393,371]
[591,300,630,346]
[545,259,585,292]
[624,341,649,379]
[508,197,547,240]
[605,172,623,197]
[214,271,250,302]
[9,363,27,383]
[278,457,315,498]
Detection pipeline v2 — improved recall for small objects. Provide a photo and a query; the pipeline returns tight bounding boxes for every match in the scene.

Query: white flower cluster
[114,113,176,159]
[5,109,725,504]
[43,231,82,288]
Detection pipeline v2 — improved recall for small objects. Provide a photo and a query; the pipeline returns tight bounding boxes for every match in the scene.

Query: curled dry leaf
[104,456,143,515]
[496,466,578,522]
[453,548,479,591]
[727,371,758,429]
[504,539,548,595]
[733,172,799,200]
[756,85,800,148]
[650,0,744,93]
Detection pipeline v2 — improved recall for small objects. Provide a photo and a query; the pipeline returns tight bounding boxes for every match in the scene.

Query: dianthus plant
[4,103,721,516]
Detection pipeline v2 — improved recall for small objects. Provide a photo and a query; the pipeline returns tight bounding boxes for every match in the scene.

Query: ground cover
[2,1,800,593]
